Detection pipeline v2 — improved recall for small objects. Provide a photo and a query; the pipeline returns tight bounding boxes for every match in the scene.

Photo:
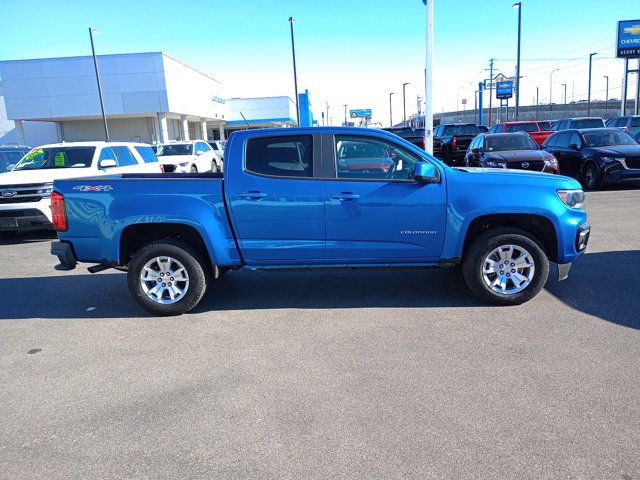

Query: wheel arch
[461,213,558,263]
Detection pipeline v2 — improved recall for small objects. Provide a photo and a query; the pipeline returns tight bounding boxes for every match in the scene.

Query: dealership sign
[496,81,514,99]
[617,20,640,58]
[350,108,372,119]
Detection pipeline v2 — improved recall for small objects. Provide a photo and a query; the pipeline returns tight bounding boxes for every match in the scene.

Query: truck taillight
[451,136,458,150]
[51,192,68,231]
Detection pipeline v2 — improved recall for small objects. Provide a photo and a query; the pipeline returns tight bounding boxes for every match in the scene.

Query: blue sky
[0,0,636,125]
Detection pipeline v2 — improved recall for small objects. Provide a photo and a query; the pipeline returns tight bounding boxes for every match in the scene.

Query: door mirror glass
[569,143,578,150]
[99,159,117,169]
[413,161,439,183]
[472,148,480,154]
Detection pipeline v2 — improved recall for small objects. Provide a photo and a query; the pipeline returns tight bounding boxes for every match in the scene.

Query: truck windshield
[443,125,477,135]
[485,135,538,151]
[582,130,637,147]
[12,147,95,170]
[157,144,192,156]
[0,150,28,173]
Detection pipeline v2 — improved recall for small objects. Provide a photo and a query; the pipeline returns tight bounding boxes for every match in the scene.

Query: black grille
[506,160,545,171]
[625,157,640,169]
[0,209,42,218]
[162,164,176,173]
[0,196,42,204]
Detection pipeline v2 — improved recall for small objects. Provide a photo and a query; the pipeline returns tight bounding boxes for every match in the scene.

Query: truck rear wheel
[462,227,549,305]
[127,239,209,316]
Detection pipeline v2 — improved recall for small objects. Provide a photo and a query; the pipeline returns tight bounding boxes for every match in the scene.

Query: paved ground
[1,189,639,480]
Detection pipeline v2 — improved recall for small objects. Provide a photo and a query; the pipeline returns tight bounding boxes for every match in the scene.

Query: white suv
[156,140,222,173]
[0,141,161,238]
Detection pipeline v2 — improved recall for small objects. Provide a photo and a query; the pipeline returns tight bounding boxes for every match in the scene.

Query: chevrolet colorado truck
[50,127,590,316]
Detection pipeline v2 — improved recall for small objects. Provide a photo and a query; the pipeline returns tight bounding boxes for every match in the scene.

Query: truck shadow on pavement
[545,249,640,330]
[0,250,637,327]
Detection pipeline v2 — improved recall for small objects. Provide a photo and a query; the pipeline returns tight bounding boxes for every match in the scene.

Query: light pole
[423,0,434,154]
[288,17,300,126]
[549,68,559,111]
[343,104,348,126]
[536,86,539,120]
[389,93,394,127]
[89,28,109,141]
[402,82,410,124]
[513,2,522,120]
[587,52,597,116]
[561,83,567,116]
[603,75,609,115]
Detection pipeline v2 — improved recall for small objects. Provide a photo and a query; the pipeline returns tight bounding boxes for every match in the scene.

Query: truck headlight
[557,189,585,210]
[178,162,189,167]
[544,157,557,165]
[37,184,53,195]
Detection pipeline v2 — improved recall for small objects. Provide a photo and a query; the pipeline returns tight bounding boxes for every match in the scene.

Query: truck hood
[586,145,640,157]
[0,168,97,186]
[157,155,196,165]
[454,166,579,187]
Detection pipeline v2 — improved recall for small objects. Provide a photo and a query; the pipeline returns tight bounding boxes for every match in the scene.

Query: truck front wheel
[127,240,209,316]
[462,228,549,305]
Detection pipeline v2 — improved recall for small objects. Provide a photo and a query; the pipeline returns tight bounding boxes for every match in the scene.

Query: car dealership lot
[1,190,639,479]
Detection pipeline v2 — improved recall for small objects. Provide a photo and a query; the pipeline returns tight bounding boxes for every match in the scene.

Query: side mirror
[413,161,439,183]
[196,151,204,156]
[472,148,481,155]
[569,143,578,150]
[99,159,117,169]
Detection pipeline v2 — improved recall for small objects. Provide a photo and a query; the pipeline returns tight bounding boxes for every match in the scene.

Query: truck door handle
[331,192,360,200]
[238,191,267,200]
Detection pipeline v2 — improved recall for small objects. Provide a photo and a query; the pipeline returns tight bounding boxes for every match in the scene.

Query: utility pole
[622,58,629,116]
[326,101,329,126]
[513,2,522,120]
[587,52,597,116]
[488,58,494,126]
[343,104,348,126]
[536,86,539,120]
[389,93,394,127]
[562,83,567,117]
[402,82,410,124]
[89,28,109,141]
[549,68,558,111]
[288,17,300,126]
[423,0,434,154]
[603,76,609,116]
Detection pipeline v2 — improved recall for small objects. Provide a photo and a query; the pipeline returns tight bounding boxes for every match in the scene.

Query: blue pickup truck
[50,127,590,316]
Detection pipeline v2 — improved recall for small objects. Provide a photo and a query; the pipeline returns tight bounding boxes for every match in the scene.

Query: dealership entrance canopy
[0,52,228,145]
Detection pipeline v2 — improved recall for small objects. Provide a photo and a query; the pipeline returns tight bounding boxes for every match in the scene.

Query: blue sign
[342,122,355,127]
[349,108,372,119]
[617,20,640,58]
[496,81,513,99]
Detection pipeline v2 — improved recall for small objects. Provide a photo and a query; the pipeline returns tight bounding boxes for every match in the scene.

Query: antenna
[238,111,251,129]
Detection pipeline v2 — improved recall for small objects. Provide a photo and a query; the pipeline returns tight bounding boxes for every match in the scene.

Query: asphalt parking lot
[1,189,639,480]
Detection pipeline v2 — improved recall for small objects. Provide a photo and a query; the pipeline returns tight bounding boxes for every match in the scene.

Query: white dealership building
[0,52,228,146]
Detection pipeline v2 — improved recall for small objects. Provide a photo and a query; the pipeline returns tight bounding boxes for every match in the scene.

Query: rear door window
[111,146,138,166]
[555,132,572,148]
[134,146,159,163]
[245,135,314,178]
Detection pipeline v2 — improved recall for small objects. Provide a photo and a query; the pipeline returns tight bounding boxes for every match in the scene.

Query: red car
[488,121,553,146]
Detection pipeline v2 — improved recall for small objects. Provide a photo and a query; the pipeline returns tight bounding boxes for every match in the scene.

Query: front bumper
[51,241,77,271]
[0,208,52,232]
[603,163,640,184]
[557,223,590,281]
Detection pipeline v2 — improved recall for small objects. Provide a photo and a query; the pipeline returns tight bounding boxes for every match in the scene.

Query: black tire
[462,227,549,306]
[127,239,210,316]
[0,231,18,240]
[190,165,198,173]
[581,163,601,190]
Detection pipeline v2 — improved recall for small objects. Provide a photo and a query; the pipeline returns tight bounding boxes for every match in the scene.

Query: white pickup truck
[0,141,161,238]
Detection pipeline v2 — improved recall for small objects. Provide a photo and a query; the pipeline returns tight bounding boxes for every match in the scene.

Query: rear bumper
[51,241,77,271]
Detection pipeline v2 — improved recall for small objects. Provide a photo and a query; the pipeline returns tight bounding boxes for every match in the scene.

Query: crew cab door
[323,133,446,262]
[225,133,325,263]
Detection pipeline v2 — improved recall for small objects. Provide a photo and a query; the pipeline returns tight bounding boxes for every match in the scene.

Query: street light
[549,68,559,110]
[88,28,109,141]
[587,52,597,116]
[513,2,522,120]
[561,83,567,116]
[288,17,300,126]
[389,93,394,127]
[402,82,410,124]
[343,104,348,126]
